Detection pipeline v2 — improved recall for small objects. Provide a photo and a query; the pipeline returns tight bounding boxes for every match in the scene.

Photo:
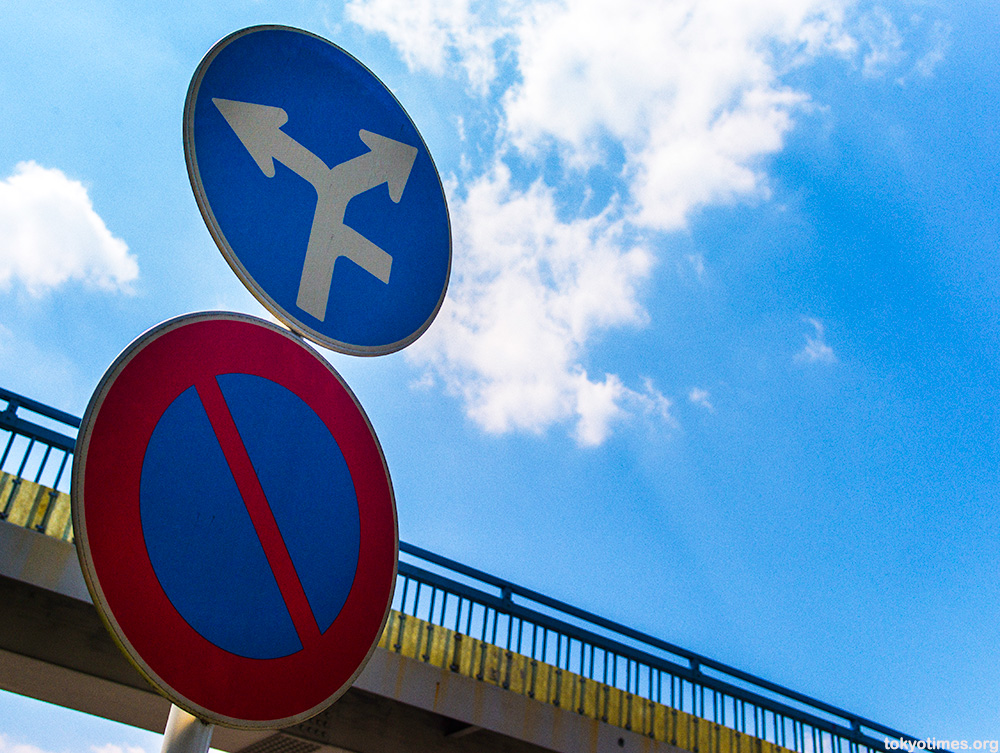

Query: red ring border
[71,313,397,729]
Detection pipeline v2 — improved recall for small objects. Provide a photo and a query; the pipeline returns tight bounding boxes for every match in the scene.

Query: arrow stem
[272,131,331,191]
[296,190,393,319]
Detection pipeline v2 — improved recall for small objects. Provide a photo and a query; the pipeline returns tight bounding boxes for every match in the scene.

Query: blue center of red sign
[75,314,397,726]
[139,373,360,659]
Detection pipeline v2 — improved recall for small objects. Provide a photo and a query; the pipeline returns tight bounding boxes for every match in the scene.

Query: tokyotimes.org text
[885,739,999,753]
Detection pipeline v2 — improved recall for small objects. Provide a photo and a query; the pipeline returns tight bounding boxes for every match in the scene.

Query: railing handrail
[398,551,912,747]
[0,387,79,455]
[401,542,897,738]
[0,385,916,750]
[0,387,82,430]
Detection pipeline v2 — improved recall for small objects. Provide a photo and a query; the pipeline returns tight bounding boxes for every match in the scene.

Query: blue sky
[2,0,999,747]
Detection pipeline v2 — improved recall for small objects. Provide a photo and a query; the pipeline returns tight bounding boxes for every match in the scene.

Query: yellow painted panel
[0,475,73,540]
[372,608,797,753]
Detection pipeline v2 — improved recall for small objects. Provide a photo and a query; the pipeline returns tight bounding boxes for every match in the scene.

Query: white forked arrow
[212,97,419,321]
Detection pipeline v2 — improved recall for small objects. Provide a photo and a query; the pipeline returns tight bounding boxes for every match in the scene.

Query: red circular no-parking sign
[71,312,397,729]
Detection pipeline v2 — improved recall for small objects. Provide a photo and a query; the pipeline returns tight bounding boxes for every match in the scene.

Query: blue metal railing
[0,387,78,535]
[0,386,915,752]
[394,543,915,751]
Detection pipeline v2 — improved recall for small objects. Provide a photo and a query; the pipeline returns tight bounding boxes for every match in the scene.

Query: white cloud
[795,317,837,364]
[502,0,851,229]
[858,7,905,77]
[89,744,148,753]
[689,387,714,411]
[407,165,654,445]
[633,378,678,425]
[0,161,138,296]
[0,734,60,753]
[345,0,505,92]
[913,20,950,78]
[572,372,626,446]
[350,0,928,442]
[686,254,707,281]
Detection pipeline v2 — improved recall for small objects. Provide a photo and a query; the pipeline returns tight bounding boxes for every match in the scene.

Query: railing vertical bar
[14,438,35,478]
[0,431,16,468]
[397,577,409,614]
[32,445,52,483]
[51,450,70,489]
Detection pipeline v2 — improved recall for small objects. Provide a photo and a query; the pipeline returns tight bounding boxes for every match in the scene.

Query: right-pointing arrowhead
[359,130,418,203]
[213,98,289,178]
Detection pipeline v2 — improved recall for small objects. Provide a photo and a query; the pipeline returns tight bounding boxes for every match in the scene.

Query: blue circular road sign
[184,26,451,356]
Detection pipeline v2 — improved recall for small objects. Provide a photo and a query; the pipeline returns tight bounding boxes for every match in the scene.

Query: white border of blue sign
[183,26,451,357]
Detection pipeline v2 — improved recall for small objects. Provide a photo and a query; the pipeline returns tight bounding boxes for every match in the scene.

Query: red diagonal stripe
[196,376,320,648]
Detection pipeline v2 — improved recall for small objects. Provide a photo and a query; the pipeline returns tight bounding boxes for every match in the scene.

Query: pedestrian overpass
[0,386,914,753]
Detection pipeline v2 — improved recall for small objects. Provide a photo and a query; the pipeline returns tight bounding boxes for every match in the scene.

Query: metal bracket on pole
[161,705,215,753]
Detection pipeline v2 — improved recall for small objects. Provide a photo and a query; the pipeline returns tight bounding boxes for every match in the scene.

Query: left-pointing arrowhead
[359,130,418,203]
[213,98,289,178]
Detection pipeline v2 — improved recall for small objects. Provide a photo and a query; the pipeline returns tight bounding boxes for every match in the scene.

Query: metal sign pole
[161,705,214,753]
